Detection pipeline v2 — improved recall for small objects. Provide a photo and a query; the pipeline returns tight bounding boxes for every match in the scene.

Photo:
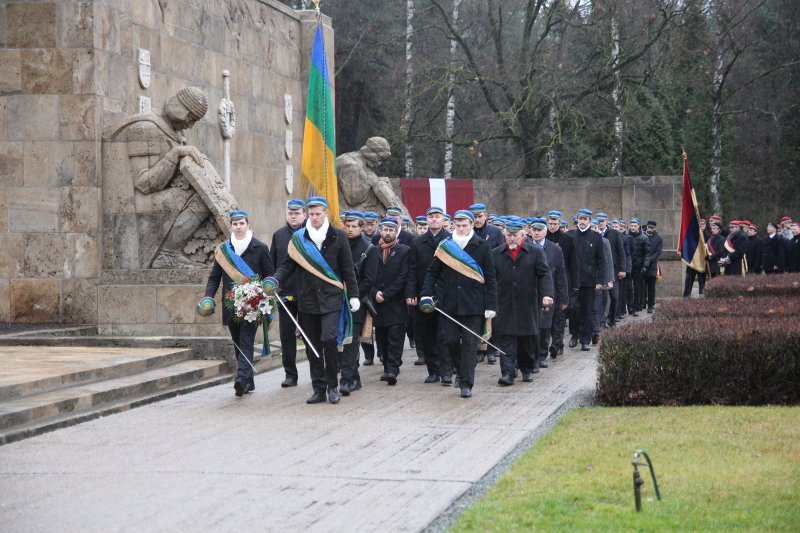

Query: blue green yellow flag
[300,19,339,223]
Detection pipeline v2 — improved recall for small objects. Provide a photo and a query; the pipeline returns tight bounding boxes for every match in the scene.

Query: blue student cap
[547,210,562,219]
[426,206,444,216]
[287,199,306,210]
[469,203,487,214]
[229,209,248,221]
[454,210,475,222]
[307,196,328,208]
[379,217,398,228]
[577,208,592,218]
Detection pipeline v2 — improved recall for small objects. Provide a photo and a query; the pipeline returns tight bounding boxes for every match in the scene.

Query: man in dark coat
[201,210,274,397]
[370,205,416,246]
[530,218,567,371]
[546,210,578,357]
[492,218,554,385]
[614,219,633,318]
[270,199,306,388]
[597,213,626,327]
[339,211,378,395]
[470,203,504,364]
[719,220,748,276]
[372,218,415,385]
[745,223,764,274]
[628,218,649,314]
[787,222,800,272]
[762,222,786,274]
[570,209,607,350]
[409,206,451,383]
[267,197,360,405]
[421,210,498,398]
[642,220,663,313]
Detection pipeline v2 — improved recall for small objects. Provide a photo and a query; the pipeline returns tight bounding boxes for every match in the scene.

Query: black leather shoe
[487,354,497,365]
[569,338,578,348]
[440,378,453,385]
[281,378,297,388]
[243,381,255,394]
[454,378,462,389]
[557,347,564,356]
[630,312,639,317]
[591,333,600,345]
[498,375,514,386]
[538,358,548,368]
[380,373,388,382]
[549,346,558,359]
[532,367,540,374]
[306,390,326,404]
[476,353,486,363]
[234,380,244,398]
[363,358,374,366]
[424,374,440,384]
[414,357,426,366]
[409,339,416,349]
[581,344,590,351]
[350,380,362,392]
[522,372,534,382]
[386,373,397,385]
[327,387,341,404]
[460,386,472,398]
[339,382,352,396]
[647,307,654,314]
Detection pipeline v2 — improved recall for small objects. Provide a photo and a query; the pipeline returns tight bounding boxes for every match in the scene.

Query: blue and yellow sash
[434,238,485,284]
[287,229,353,347]
[214,242,271,354]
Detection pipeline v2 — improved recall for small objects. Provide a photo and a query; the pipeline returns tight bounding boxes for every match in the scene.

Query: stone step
[0,359,229,442]
[0,347,195,402]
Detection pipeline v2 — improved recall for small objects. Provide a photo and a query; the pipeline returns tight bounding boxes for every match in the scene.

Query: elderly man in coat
[528,218,568,372]
[491,218,554,385]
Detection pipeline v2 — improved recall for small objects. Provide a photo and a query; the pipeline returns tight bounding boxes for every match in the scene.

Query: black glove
[641,266,648,273]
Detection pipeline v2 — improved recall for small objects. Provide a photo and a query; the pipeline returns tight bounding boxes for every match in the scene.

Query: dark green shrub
[597,317,800,406]
[703,273,800,298]
[654,296,800,321]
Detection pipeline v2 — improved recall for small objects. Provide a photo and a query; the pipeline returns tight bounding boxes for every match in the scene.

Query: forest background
[284,0,800,221]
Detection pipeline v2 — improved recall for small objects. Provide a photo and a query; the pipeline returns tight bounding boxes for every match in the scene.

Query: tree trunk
[709,1,724,216]
[402,0,415,178]
[610,14,623,177]
[443,0,461,179]
[546,103,557,178]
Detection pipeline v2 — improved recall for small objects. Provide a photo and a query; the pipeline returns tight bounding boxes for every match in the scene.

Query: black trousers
[411,306,425,359]
[632,270,645,311]
[229,321,257,386]
[538,328,552,359]
[339,321,362,385]
[607,278,619,325]
[568,290,581,339]
[644,276,657,309]
[497,335,528,377]
[551,306,566,350]
[299,311,340,392]
[515,335,538,373]
[440,314,482,388]
[577,286,595,345]
[278,299,299,381]
[624,276,635,313]
[683,266,706,297]
[417,308,443,378]
[376,323,406,375]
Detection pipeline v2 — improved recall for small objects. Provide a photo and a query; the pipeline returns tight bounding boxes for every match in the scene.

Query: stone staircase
[0,346,231,445]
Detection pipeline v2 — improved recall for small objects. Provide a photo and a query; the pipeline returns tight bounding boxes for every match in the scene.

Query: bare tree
[443,0,462,179]
[402,0,416,178]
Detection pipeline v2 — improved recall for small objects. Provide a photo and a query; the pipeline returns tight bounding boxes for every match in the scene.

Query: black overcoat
[372,243,415,327]
[571,228,607,287]
[409,229,450,296]
[642,231,663,277]
[274,225,359,314]
[204,237,274,326]
[538,240,568,329]
[546,230,579,292]
[762,235,785,273]
[602,227,626,276]
[421,233,497,317]
[492,242,554,336]
[270,224,301,297]
[348,235,378,323]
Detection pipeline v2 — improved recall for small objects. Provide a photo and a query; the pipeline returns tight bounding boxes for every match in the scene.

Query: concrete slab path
[0,343,598,532]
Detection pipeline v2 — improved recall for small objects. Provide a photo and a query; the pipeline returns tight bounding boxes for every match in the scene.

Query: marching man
[420,210,497,398]
[199,210,274,397]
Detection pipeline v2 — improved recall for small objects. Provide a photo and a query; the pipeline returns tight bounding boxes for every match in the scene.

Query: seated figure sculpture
[105,88,238,268]
[335,137,407,216]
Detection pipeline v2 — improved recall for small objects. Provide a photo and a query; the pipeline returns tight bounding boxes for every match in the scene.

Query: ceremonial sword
[271,289,321,359]
[432,305,507,356]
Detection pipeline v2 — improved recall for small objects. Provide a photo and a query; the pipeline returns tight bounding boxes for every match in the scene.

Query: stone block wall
[0,1,333,332]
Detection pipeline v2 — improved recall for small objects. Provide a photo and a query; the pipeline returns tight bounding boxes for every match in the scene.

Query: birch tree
[401,0,415,178]
[442,0,462,179]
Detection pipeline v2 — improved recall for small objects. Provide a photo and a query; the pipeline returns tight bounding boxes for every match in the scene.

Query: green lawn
[454,406,800,532]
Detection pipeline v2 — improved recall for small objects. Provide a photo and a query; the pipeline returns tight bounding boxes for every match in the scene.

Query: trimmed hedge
[703,273,800,298]
[654,296,800,321]
[597,316,800,406]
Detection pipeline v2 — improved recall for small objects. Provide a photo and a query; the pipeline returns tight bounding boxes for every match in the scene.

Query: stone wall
[0,0,333,332]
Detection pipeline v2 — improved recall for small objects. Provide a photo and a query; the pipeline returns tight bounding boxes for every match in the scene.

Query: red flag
[399,178,475,218]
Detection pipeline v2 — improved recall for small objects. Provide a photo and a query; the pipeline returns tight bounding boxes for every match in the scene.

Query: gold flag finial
[312,0,321,13]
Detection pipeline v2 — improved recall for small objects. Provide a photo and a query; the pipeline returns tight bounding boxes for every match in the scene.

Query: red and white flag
[399,178,475,218]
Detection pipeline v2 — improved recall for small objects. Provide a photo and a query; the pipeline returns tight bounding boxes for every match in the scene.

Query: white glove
[542,296,554,307]
[484,310,496,319]
[349,297,361,312]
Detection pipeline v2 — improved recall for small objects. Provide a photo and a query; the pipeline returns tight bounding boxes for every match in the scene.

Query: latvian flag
[399,178,475,218]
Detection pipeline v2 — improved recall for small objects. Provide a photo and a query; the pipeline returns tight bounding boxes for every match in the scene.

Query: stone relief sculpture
[335,137,407,215]
[104,87,238,269]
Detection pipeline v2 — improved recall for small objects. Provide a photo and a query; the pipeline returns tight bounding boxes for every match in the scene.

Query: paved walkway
[0,342,598,532]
